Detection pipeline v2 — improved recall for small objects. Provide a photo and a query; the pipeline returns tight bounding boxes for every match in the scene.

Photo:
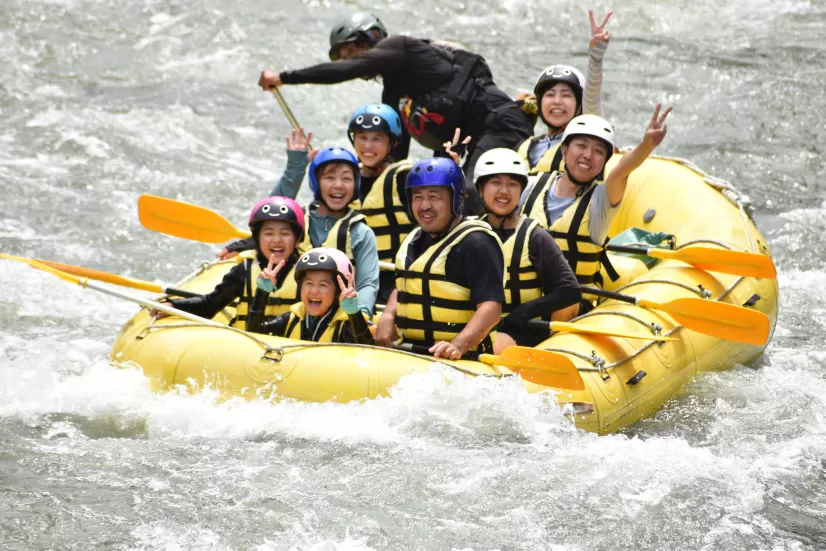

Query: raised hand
[285,127,313,151]
[589,9,613,48]
[443,127,472,165]
[337,270,357,301]
[257,254,286,292]
[642,103,673,149]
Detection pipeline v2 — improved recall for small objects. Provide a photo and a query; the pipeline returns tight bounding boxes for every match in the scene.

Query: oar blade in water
[138,194,251,244]
[641,297,770,346]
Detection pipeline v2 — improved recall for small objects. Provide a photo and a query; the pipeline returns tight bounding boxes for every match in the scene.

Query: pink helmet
[294,247,354,284]
[248,196,305,240]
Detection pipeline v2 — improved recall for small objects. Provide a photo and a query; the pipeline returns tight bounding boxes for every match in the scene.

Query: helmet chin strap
[564,167,595,197]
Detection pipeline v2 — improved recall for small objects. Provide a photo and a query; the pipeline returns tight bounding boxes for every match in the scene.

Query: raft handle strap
[542,347,609,380]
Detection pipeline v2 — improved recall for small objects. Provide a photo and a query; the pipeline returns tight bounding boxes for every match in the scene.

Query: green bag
[608,228,675,268]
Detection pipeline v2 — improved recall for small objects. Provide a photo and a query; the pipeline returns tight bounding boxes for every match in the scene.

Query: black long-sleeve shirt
[493,225,581,326]
[169,254,297,321]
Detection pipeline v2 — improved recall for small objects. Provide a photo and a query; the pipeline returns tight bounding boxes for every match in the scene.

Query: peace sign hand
[589,9,613,48]
[257,254,286,292]
[337,270,357,301]
[443,127,472,165]
[642,103,673,149]
[285,127,313,151]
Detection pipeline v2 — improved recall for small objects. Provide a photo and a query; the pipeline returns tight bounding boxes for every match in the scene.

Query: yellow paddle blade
[649,247,776,279]
[549,321,676,341]
[37,260,163,294]
[0,254,83,286]
[479,347,585,391]
[639,297,770,346]
[138,194,251,244]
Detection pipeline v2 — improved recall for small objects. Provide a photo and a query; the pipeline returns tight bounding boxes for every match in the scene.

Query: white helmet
[473,148,530,190]
[561,114,616,161]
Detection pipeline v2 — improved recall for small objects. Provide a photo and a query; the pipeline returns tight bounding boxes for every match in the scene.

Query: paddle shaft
[39,260,201,298]
[399,342,479,361]
[581,286,644,306]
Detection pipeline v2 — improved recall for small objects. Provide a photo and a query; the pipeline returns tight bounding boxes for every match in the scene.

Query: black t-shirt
[402,224,505,306]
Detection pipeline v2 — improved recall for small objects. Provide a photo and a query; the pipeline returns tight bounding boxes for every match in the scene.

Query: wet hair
[317,161,358,182]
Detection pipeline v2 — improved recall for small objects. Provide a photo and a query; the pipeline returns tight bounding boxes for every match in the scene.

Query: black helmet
[533,65,585,127]
[328,12,388,61]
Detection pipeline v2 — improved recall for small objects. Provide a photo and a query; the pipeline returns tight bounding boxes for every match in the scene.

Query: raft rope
[136,322,514,380]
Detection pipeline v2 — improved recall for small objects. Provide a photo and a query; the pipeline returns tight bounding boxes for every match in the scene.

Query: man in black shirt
[375,157,504,360]
[257,12,533,215]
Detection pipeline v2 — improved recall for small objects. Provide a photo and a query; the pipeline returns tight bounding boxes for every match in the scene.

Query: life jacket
[481,214,544,314]
[520,172,619,288]
[357,160,415,261]
[395,219,502,351]
[516,136,564,174]
[230,251,300,329]
[299,207,366,262]
[284,302,350,343]
[399,46,495,150]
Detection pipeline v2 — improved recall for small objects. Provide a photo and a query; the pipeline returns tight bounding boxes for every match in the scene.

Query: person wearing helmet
[517,10,612,174]
[159,197,306,330]
[250,248,374,344]
[472,149,581,351]
[217,144,380,317]
[347,103,415,303]
[520,104,673,313]
[257,12,533,214]
[375,158,505,360]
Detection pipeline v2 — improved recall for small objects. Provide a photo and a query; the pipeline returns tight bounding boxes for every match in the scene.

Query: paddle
[526,319,676,341]
[607,244,776,279]
[0,254,201,298]
[582,286,770,346]
[270,89,303,134]
[399,343,585,390]
[0,255,224,327]
[138,194,252,244]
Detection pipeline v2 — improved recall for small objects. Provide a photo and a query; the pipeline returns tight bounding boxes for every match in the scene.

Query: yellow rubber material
[111,155,778,434]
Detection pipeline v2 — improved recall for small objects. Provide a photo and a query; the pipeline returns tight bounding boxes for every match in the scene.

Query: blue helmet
[406,157,465,217]
[308,147,361,202]
[347,104,403,144]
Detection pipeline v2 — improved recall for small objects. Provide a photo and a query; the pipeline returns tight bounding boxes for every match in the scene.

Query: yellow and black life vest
[284,302,350,343]
[516,136,564,174]
[299,207,366,262]
[358,160,415,261]
[520,172,618,287]
[231,251,300,329]
[395,219,503,351]
[481,215,544,313]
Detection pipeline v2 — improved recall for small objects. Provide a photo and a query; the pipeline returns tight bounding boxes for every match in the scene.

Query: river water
[1,0,825,549]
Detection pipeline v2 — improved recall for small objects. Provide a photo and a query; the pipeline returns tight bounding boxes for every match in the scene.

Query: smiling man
[374,158,505,360]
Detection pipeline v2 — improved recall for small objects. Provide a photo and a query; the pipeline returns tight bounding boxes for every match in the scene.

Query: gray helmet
[328,12,388,60]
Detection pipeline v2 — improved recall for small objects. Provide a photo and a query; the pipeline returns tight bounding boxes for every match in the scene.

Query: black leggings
[461,102,533,215]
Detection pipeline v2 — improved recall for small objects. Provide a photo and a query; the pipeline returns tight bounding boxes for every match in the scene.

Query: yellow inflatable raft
[110,155,778,434]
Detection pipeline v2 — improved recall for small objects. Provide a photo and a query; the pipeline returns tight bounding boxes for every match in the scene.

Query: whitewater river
[1,0,825,549]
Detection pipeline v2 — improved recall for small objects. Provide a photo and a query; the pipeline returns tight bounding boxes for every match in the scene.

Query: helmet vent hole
[426,166,434,172]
